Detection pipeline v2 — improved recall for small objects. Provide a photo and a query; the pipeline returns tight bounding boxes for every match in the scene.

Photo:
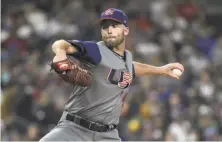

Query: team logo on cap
[104,9,114,16]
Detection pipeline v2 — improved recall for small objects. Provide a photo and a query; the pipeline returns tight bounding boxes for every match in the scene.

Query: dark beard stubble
[103,32,124,49]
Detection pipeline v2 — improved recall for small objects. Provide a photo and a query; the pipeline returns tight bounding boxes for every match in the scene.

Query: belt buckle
[108,125,114,131]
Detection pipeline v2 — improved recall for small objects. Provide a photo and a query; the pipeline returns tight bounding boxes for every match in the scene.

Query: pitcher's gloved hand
[51,56,92,86]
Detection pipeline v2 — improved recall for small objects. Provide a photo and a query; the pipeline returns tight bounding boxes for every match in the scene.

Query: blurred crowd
[1,0,222,141]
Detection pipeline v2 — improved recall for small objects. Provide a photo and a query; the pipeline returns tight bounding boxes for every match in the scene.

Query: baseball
[172,69,182,76]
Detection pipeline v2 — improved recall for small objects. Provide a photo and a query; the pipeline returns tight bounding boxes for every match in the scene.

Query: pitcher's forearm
[52,40,77,62]
[53,49,67,62]
[52,40,77,55]
[52,40,69,54]
[133,61,165,76]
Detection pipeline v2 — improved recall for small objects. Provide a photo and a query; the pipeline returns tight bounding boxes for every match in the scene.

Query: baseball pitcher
[40,8,184,141]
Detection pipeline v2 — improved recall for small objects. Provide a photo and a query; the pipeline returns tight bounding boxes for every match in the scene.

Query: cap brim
[100,18,123,25]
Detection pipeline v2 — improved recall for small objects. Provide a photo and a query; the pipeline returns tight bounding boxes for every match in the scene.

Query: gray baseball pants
[39,113,121,141]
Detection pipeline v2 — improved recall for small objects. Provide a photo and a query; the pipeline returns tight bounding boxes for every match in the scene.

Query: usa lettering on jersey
[118,72,132,89]
[107,69,132,89]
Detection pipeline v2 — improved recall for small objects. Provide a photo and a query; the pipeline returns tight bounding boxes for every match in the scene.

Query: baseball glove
[50,56,92,86]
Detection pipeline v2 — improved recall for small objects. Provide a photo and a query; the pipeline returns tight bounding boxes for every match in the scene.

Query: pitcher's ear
[124,27,129,36]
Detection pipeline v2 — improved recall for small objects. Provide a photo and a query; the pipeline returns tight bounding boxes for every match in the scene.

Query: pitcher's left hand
[160,63,185,79]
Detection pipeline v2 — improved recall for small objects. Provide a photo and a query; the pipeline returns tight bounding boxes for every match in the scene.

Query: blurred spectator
[176,0,199,23]
[25,124,40,141]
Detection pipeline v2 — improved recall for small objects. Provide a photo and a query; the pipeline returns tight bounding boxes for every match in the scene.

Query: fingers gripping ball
[172,69,182,77]
[51,56,92,86]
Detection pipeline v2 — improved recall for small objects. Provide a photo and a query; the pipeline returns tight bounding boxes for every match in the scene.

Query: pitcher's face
[101,20,129,48]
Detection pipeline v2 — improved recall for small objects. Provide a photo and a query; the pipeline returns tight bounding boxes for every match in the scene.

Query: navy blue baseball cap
[100,8,128,27]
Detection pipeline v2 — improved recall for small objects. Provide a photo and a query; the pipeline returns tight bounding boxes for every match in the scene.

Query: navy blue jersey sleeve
[66,40,101,65]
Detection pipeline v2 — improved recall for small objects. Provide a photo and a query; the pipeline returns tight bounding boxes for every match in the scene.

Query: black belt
[66,113,117,132]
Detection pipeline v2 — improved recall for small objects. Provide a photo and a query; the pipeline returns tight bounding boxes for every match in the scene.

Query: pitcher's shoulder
[96,41,106,48]
[66,40,102,65]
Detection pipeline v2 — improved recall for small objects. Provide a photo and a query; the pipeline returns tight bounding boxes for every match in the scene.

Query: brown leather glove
[51,56,92,86]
